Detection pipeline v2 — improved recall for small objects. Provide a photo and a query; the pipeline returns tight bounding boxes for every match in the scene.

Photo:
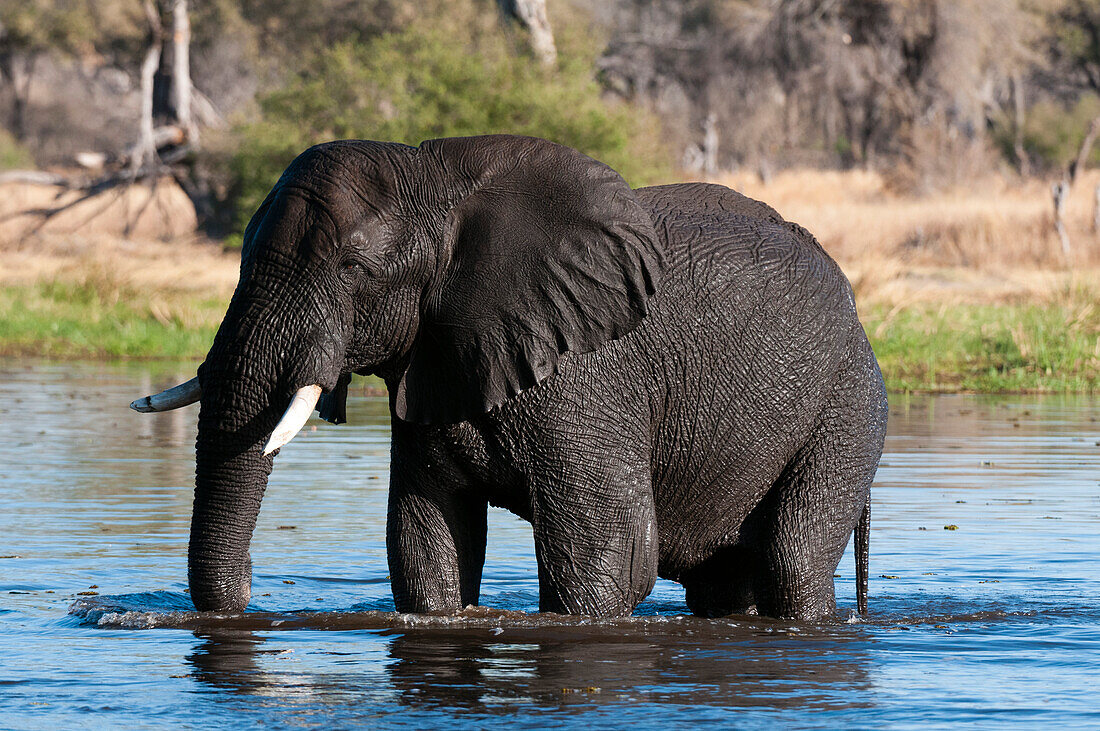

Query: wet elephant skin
[185,134,888,619]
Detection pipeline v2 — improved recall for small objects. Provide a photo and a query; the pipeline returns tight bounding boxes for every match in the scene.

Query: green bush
[0,127,33,170]
[221,20,671,242]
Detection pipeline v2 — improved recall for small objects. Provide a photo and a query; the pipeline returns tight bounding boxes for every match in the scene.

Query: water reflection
[384,627,873,712]
[180,621,874,715]
[188,631,272,694]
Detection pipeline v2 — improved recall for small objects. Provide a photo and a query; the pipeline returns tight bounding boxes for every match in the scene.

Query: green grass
[864,290,1099,393]
[0,282,224,359]
[3,281,1096,393]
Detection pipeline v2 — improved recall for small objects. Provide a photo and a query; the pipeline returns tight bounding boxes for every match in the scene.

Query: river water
[1,361,1098,728]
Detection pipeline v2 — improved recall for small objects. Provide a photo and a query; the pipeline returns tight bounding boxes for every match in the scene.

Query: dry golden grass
[712,168,1100,307]
[0,231,238,296]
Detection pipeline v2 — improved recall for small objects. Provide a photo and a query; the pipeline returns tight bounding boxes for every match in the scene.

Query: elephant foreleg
[386,471,487,613]
[531,455,658,616]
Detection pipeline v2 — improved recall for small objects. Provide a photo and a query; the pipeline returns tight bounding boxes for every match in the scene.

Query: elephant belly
[649,396,817,581]
[638,214,857,581]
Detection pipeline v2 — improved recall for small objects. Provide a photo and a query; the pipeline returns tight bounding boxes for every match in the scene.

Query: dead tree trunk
[1093,184,1100,234]
[170,0,195,142]
[497,0,557,67]
[1070,116,1100,185]
[1044,115,1100,258]
[1011,73,1030,177]
[782,79,799,149]
[132,0,164,173]
[703,112,719,177]
[0,51,37,142]
[1052,180,1071,257]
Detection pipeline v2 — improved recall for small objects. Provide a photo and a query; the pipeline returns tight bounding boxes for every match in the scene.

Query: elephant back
[635,183,785,226]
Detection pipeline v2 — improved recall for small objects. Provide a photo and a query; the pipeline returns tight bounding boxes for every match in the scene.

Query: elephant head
[131,135,663,612]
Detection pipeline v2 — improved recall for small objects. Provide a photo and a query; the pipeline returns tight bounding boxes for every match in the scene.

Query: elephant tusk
[130,377,202,413]
[262,384,323,456]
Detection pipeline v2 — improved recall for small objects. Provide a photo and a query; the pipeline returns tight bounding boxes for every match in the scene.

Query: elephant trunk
[188,339,284,611]
[188,309,334,612]
[189,427,272,611]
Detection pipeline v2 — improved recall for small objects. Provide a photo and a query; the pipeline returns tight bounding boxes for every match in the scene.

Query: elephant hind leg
[752,352,887,620]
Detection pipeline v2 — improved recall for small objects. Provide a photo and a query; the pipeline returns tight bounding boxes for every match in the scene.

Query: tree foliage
[0,0,146,61]
[11,0,1100,219]
[1048,0,1100,93]
[222,9,670,239]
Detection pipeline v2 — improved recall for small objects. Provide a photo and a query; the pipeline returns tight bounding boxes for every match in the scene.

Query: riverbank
[862,290,1098,392]
[2,257,1095,393]
[1,169,1097,393]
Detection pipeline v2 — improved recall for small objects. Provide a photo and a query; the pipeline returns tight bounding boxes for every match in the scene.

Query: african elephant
[132,135,887,620]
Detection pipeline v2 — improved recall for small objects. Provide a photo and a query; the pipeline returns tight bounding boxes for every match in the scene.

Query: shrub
[0,127,33,170]
[220,19,671,242]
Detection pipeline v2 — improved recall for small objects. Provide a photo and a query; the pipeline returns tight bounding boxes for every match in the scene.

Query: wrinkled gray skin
[190,134,887,620]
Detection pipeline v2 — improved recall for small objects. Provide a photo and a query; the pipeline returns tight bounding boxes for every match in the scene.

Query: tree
[171,0,194,139]
[222,11,670,239]
[598,0,1042,181]
[1048,0,1100,182]
[132,0,199,172]
[1049,0,1100,93]
[132,0,163,170]
[497,0,557,67]
[0,1,96,140]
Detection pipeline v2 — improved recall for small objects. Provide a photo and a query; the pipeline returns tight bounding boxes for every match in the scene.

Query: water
[1,361,1098,728]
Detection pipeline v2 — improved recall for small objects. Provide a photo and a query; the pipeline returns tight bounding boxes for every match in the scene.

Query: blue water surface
[1,361,1098,729]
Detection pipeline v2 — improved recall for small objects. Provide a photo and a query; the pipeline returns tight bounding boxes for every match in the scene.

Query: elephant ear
[395,135,664,425]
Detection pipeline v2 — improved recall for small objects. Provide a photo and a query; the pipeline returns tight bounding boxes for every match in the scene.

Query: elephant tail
[855,496,870,615]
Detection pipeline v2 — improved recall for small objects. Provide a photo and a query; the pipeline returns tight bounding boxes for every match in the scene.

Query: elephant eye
[340,259,364,274]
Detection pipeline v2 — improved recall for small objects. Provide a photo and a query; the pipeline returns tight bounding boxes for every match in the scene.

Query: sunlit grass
[2,279,1096,392]
[865,286,1099,392]
[0,281,224,359]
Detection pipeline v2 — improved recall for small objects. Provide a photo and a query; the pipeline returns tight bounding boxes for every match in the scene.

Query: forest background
[1,0,1097,392]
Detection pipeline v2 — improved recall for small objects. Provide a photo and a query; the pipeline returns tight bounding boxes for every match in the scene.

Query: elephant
[131,134,888,621]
